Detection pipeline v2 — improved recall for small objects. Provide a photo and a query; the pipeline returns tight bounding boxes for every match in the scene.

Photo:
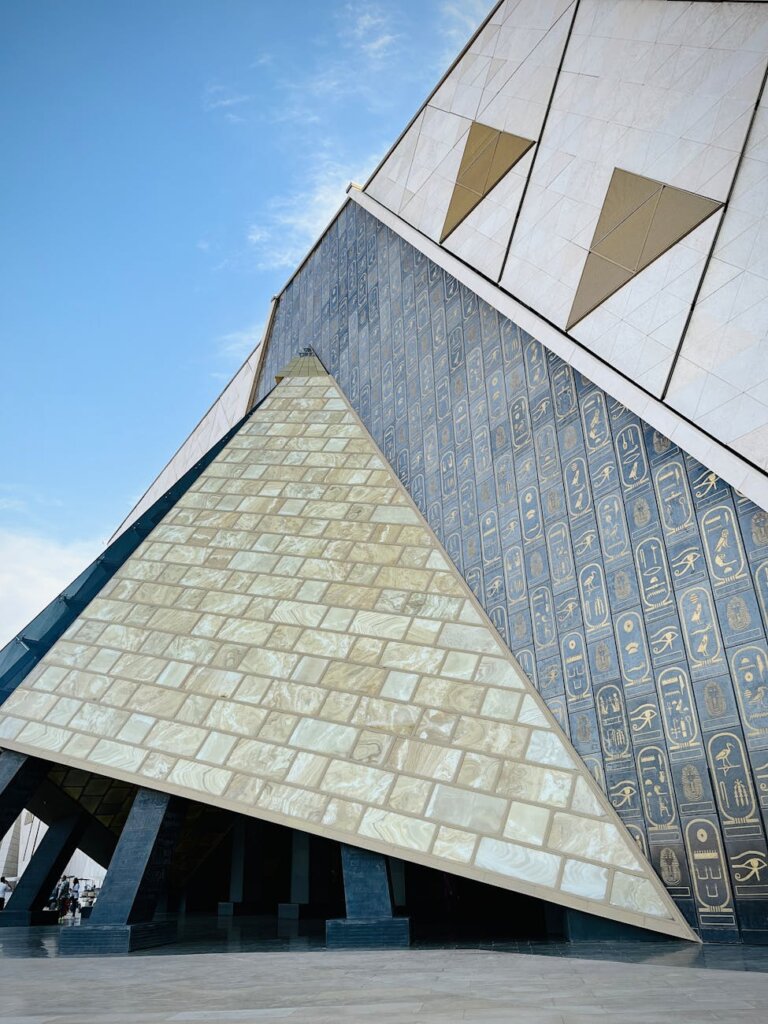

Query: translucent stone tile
[503,801,551,846]
[433,826,477,864]
[611,872,670,918]
[289,718,359,757]
[549,813,641,871]
[561,859,608,901]
[168,759,231,796]
[358,808,436,851]
[427,784,507,833]
[322,759,395,804]
[475,838,561,887]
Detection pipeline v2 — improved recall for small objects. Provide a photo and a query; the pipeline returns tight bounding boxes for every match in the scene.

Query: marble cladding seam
[255,200,768,943]
[0,372,689,939]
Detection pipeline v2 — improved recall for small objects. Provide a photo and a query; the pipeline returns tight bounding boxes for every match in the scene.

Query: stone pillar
[218,818,246,916]
[278,830,310,922]
[0,813,85,926]
[326,844,410,948]
[60,788,185,954]
[0,752,49,839]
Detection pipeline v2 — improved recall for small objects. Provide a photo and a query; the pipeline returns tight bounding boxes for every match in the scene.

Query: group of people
[50,875,81,919]
[0,875,13,910]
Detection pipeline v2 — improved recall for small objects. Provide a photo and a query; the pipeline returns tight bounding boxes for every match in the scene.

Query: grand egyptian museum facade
[2,0,768,952]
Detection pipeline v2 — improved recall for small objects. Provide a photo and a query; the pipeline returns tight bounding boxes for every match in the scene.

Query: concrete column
[0,752,49,839]
[218,819,246,917]
[278,830,310,922]
[326,844,410,948]
[0,813,85,927]
[60,788,185,954]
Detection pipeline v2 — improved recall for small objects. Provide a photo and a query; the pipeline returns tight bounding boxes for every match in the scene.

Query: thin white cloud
[202,84,255,114]
[246,155,379,271]
[436,0,492,68]
[0,530,103,648]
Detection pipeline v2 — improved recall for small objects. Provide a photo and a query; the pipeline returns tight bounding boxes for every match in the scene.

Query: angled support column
[60,788,185,954]
[0,751,49,838]
[0,813,85,926]
[326,844,410,948]
[278,830,310,921]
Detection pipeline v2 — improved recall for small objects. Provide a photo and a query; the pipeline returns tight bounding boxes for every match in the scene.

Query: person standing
[57,876,70,921]
[0,876,12,910]
[70,878,80,918]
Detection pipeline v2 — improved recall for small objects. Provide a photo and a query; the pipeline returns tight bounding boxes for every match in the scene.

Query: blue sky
[0,0,490,643]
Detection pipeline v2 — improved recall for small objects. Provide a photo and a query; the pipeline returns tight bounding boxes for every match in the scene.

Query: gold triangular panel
[440,122,535,243]
[0,361,694,939]
[568,169,723,331]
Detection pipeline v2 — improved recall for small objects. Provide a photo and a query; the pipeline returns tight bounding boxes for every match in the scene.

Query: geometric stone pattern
[0,368,692,938]
[440,123,534,243]
[566,170,722,330]
[257,201,768,943]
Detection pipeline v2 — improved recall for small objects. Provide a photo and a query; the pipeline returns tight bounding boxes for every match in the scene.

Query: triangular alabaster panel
[567,169,722,330]
[0,364,694,939]
[440,123,534,243]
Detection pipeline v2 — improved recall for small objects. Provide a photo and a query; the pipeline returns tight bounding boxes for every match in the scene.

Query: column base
[278,902,301,920]
[326,916,410,949]
[59,920,178,955]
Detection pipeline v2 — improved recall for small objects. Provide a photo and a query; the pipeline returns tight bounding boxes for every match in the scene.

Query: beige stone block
[130,684,186,718]
[503,802,551,847]
[234,675,271,704]
[70,702,130,736]
[414,678,483,715]
[224,774,264,804]
[441,651,478,680]
[63,733,98,760]
[457,752,501,791]
[177,694,215,726]
[358,808,435,852]
[387,775,432,815]
[416,709,457,743]
[438,622,501,655]
[198,731,238,765]
[258,711,298,743]
[380,642,445,675]
[102,679,138,708]
[526,730,574,769]
[322,662,385,694]
[270,600,326,627]
[570,776,607,818]
[475,838,561,887]
[474,657,525,689]
[293,629,354,659]
[290,718,358,757]
[375,566,432,591]
[481,689,522,721]
[89,738,147,772]
[353,697,420,734]
[85,649,122,674]
[454,717,528,758]
[497,762,573,807]
[349,610,411,640]
[351,729,393,765]
[349,636,383,664]
[549,813,641,871]
[169,758,231,796]
[111,652,166,683]
[98,623,151,652]
[405,617,442,644]
[561,859,608,901]
[291,656,328,684]
[517,695,549,727]
[269,624,302,652]
[0,716,25,741]
[206,700,267,736]
[146,720,207,757]
[429,572,464,597]
[324,583,379,609]
[258,782,328,822]
[611,873,669,918]
[217,618,274,647]
[239,648,299,679]
[117,713,156,744]
[427,784,507,833]
[388,738,461,781]
[148,607,201,634]
[29,665,69,692]
[433,826,477,864]
[321,607,355,632]
[46,697,83,727]
[321,690,359,723]
[163,637,217,668]
[322,759,394,804]
[380,670,418,701]
[322,797,364,833]
[228,738,295,779]
[2,689,58,720]
[286,751,329,789]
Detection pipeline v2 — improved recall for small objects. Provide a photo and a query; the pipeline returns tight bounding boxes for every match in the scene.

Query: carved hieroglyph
[0,359,695,939]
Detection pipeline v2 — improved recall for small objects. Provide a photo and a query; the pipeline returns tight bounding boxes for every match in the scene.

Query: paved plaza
[1,946,768,1024]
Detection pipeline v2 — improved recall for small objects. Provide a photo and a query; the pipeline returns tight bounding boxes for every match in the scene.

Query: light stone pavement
[1,950,767,1024]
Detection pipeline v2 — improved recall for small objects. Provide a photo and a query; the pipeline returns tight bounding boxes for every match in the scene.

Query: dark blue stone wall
[260,201,768,943]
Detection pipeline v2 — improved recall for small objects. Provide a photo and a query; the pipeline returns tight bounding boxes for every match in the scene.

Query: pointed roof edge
[0,366,698,943]
[360,0,508,193]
